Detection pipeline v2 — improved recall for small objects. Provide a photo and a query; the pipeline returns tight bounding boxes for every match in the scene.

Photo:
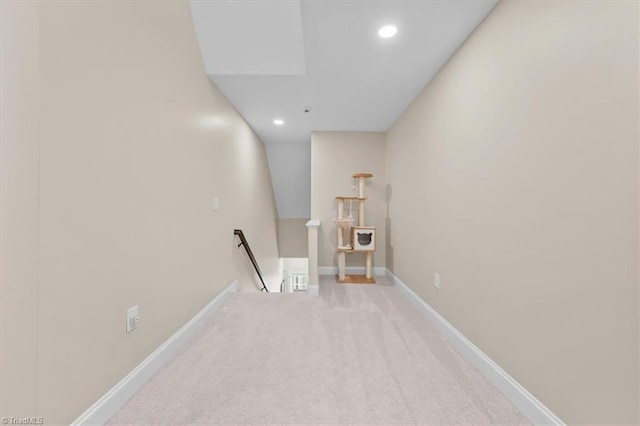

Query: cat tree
[333,173,376,284]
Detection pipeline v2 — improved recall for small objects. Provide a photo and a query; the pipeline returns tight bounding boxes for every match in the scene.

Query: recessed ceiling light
[378,25,397,39]
[273,119,284,126]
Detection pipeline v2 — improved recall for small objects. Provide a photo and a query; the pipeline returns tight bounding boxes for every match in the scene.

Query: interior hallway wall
[278,218,309,258]
[265,142,311,219]
[311,132,385,269]
[1,1,280,423]
[0,0,40,418]
[385,1,639,423]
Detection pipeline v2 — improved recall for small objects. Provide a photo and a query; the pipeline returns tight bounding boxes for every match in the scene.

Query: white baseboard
[72,280,239,426]
[318,266,386,276]
[307,284,319,296]
[386,269,564,426]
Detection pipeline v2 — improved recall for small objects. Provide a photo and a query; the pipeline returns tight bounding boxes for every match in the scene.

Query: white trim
[318,266,334,275]
[72,280,239,426]
[305,219,320,229]
[318,266,386,276]
[386,269,565,426]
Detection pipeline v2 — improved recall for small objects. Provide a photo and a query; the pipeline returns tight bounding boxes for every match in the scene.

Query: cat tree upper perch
[333,173,376,284]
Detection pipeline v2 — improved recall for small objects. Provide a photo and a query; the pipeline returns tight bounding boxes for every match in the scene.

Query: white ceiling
[190,1,306,75]
[189,0,498,145]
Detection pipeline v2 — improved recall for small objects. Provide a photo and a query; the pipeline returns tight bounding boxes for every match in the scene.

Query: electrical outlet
[126,305,140,333]
[212,197,220,211]
[434,273,440,289]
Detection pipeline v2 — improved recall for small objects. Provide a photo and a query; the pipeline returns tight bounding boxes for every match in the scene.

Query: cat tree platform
[336,274,376,284]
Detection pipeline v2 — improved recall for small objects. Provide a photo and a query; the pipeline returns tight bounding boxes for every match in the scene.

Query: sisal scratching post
[337,199,344,248]
[335,197,355,282]
[337,198,344,281]
[358,177,365,226]
[338,252,346,281]
[354,173,373,280]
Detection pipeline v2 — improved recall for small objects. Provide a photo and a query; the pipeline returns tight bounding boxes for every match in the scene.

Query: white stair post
[306,219,320,296]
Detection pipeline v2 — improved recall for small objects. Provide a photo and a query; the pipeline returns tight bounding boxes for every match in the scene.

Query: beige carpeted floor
[108,275,529,425]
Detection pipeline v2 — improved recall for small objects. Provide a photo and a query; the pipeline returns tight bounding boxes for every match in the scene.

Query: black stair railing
[234,229,269,292]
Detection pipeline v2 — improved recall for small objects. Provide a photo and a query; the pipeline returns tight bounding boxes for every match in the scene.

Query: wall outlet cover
[126,305,140,333]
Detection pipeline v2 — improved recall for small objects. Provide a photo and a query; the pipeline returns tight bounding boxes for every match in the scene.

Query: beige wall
[0,0,40,418]
[311,132,385,269]
[637,4,640,420]
[1,1,280,423]
[278,218,308,258]
[386,1,639,424]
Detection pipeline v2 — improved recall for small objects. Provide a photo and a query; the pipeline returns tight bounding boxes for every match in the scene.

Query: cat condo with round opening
[333,173,376,284]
